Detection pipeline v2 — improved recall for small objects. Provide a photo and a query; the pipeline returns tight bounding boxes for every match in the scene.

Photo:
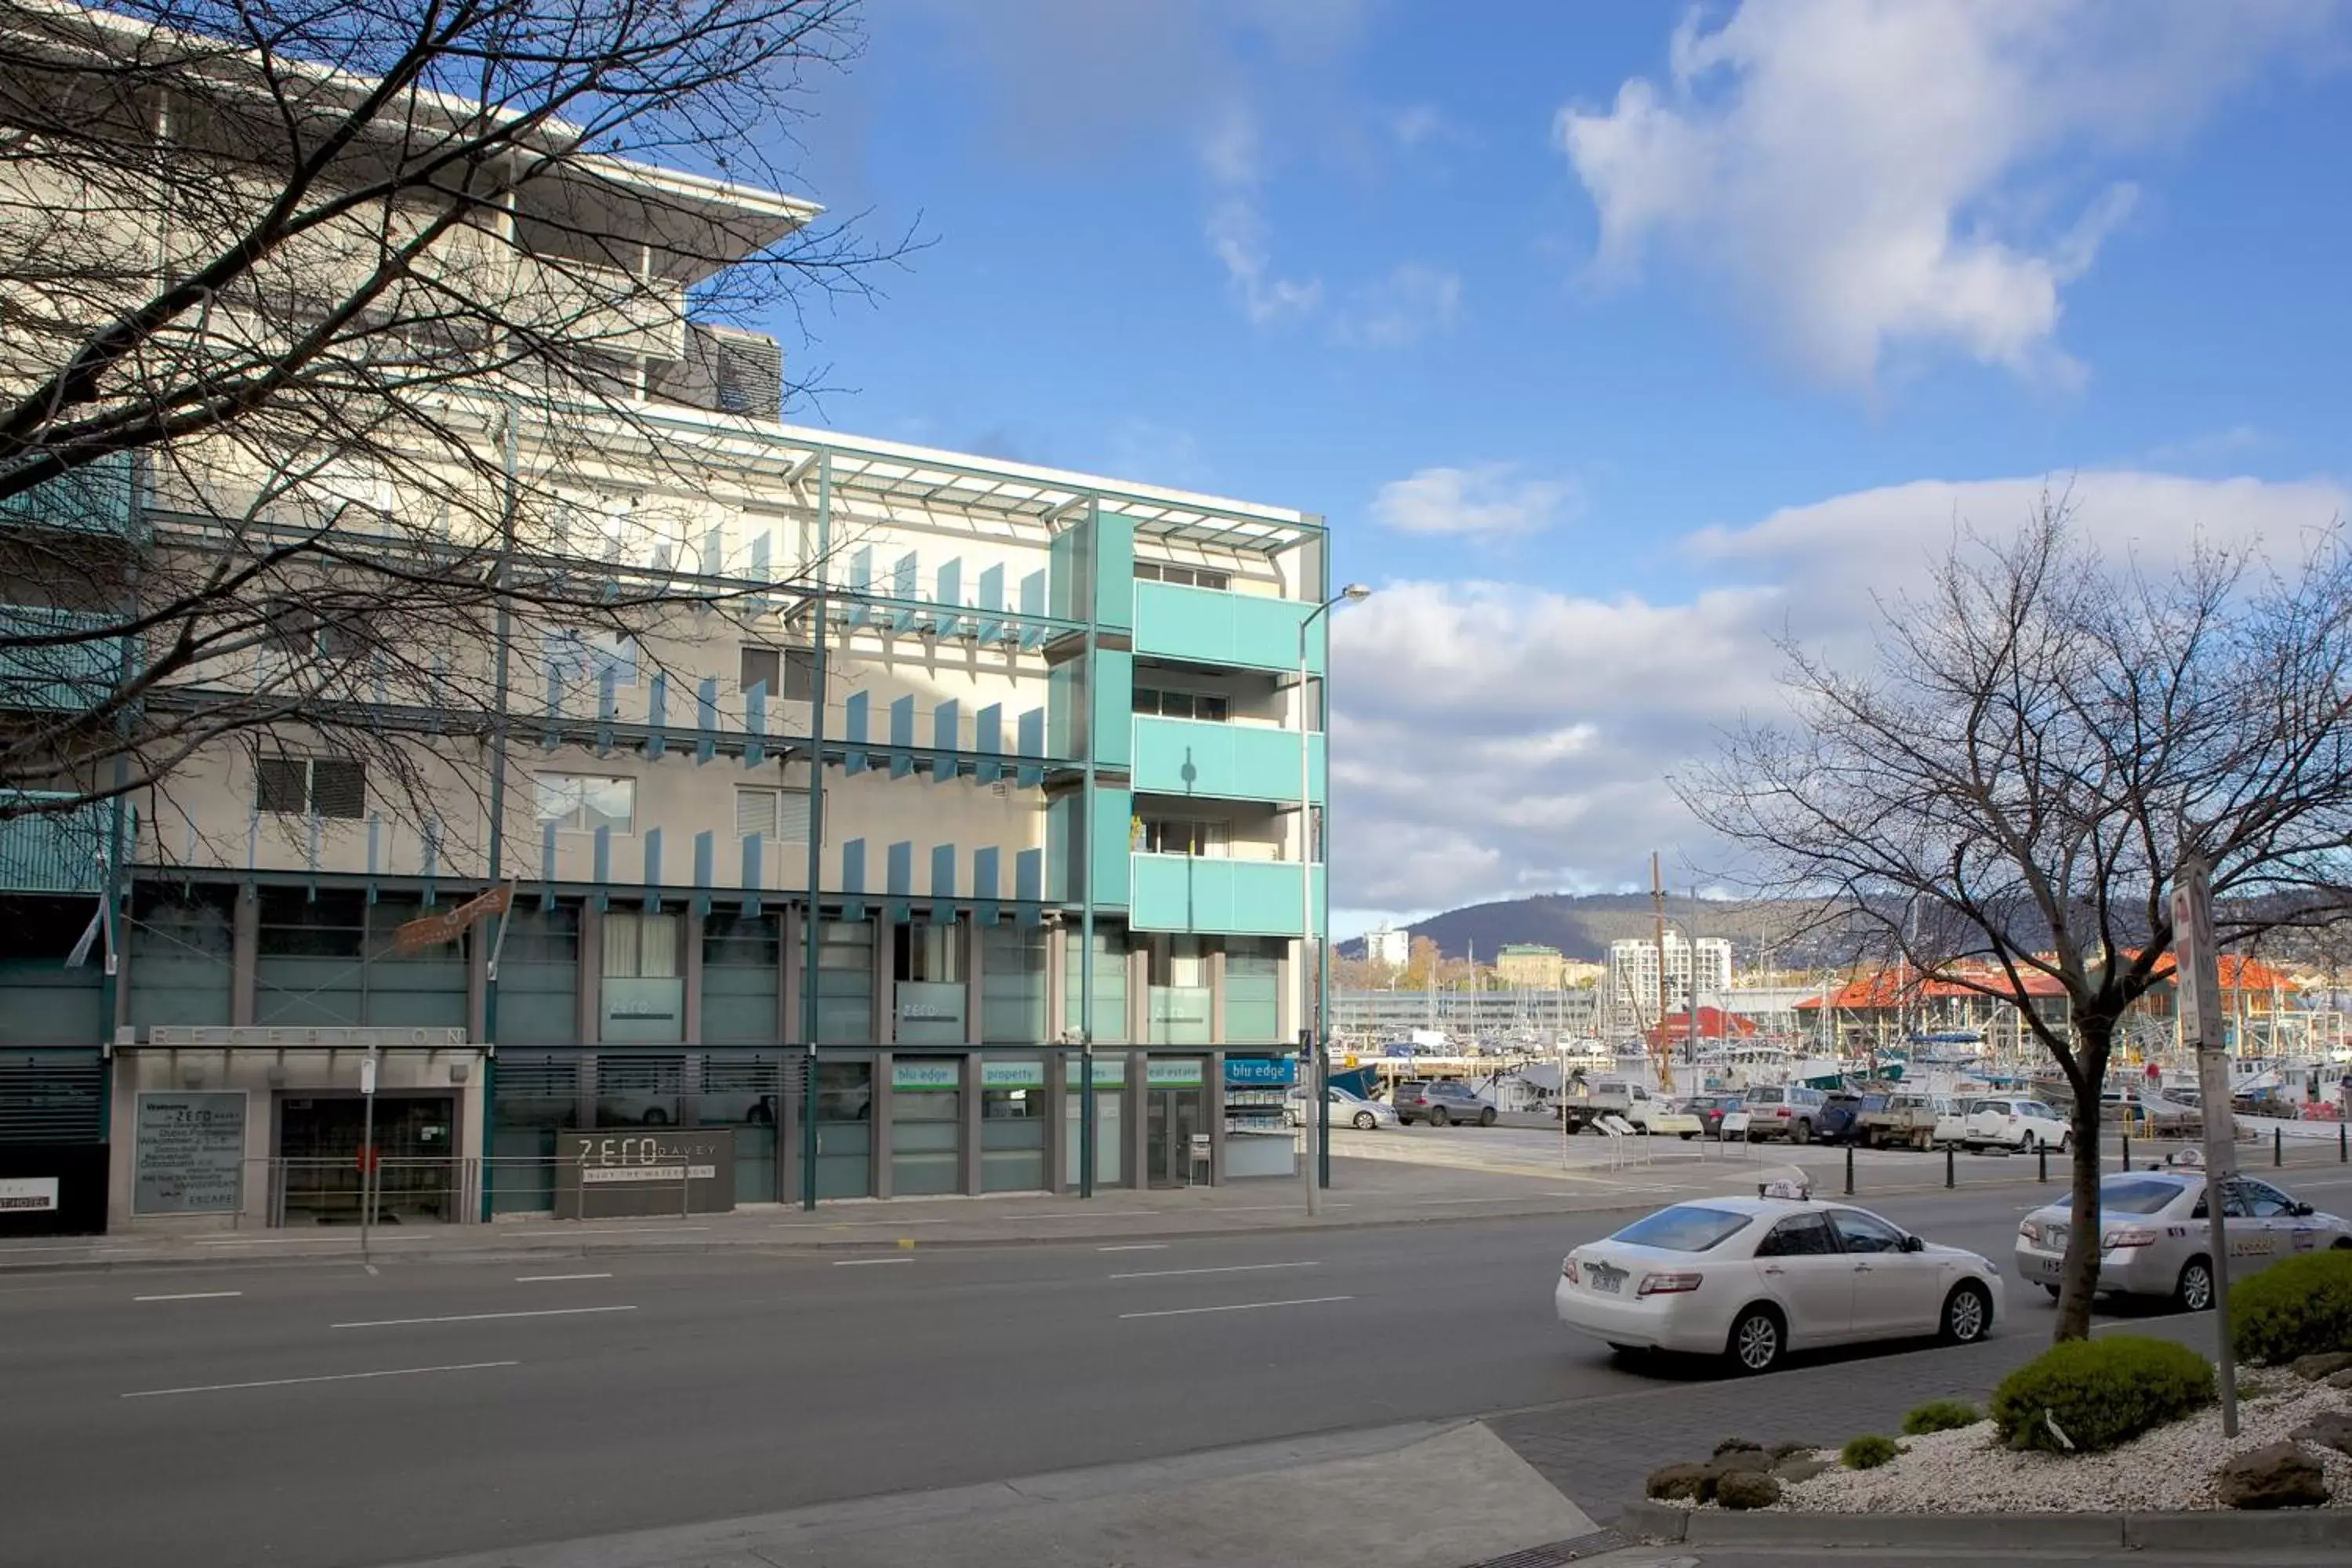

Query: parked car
[1931,1096,1971,1148]
[1561,1078,1668,1134]
[1738,1084,1830,1143]
[2016,1169,2352,1308]
[1857,1093,1942,1150]
[1392,1080,1497,1127]
[1556,1182,2003,1373]
[1815,1092,1870,1145]
[1287,1086,1397,1132]
[1641,1100,1705,1139]
[1961,1097,2070,1153]
[1677,1095,1741,1138]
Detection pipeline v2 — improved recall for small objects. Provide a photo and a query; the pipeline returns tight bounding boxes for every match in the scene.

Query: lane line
[496,1226,711,1237]
[514,1272,613,1283]
[333,1305,636,1329]
[123,1361,519,1399]
[133,1290,243,1302]
[1097,1243,1169,1253]
[1108,1261,1318,1280]
[1119,1295,1352,1320]
[832,1257,914,1267]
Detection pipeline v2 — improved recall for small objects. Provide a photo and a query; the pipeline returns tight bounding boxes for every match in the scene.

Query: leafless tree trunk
[1682,499,2352,1341]
[0,0,903,848]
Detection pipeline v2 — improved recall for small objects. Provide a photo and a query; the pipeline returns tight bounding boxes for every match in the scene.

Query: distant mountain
[1340,892,1834,966]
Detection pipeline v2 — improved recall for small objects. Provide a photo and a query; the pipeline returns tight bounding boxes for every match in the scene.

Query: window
[535,773,634,833]
[1133,561,1230,591]
[2103,1178,2191,1215]
[2238,1181,2297,1218]
[1755,1214,1838,1258]
[1608,1206,1752,1253]
[1133,687,1229,722]
[1140,818,1228,857]
[737,646,815,699]
[601,910,678,978]
[895,920,963,983]
[1829,1210,1906,1254]
[256,754,366,818]
[546,629,638,690]
[734,786,811,842]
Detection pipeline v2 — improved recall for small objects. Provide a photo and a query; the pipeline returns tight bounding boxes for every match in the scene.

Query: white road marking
[1097,1243,1170,1253]
[514,1272,614,1283]
[1108,1261,1318,1280]
[497,1225,711,1237]
[123,1361,519,1399]
[333,1305,636,1329]
[831,1257,914,1267]
[133,1290,243,1302]
[1119,1295,1352,1320]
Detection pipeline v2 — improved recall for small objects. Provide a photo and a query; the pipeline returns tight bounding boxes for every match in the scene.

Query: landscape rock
[1645,1463,1709,1503]
[1774,1456,1833,1483]
[2289,1352,2352,1382]
[1715,1471,1782,1511]
[2215,1443,2329,1510]
[1712,1437,1764,1457]
[2328,1368,2352,1392]
[2288,1411,2352,1458]
[1708,1448,1774,1478]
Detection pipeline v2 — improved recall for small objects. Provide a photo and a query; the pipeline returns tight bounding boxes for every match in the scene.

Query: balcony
[1128,853,1321,937]
[1132,581,1323,676]
[0,605,132,711]
[0,793,114,894]
[1132,715,1323,804]
[0,452,140,539]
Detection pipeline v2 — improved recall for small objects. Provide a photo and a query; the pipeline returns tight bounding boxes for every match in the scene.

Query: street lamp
[1300,583,1371,1217]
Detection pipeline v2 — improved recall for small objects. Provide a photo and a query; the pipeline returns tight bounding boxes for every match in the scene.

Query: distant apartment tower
[1606,933,1733,1032]
[1494,943,1566,989]
[1363,922,1410,967]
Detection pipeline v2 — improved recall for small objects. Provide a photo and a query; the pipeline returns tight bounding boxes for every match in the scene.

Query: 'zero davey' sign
[556,1128,734,1218]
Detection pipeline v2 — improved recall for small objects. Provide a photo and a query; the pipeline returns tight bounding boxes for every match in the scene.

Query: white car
[1555,1185,2004,1374]
[1287,1087,1397,1132]
[1962,1097,2071,1153]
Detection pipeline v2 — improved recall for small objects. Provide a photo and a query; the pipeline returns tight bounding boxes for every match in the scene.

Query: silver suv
[1740,1083,1830,1143]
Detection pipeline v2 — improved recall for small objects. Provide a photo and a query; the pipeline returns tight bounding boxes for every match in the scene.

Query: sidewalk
[0,1156,1693,1274]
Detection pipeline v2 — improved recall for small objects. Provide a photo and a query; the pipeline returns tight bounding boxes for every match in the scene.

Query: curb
[1615,1500,2352,1549]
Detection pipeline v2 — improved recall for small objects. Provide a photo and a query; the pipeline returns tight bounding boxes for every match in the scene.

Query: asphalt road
[10,1173,2352,1568]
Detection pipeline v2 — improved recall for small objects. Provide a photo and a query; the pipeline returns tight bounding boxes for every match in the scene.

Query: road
[9,1174,2350,1568]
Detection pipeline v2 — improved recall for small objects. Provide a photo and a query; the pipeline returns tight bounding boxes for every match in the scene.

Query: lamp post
[1299,583,1371,1217]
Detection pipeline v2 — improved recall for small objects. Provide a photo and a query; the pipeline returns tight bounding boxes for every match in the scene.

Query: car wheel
[1941,1281,1993,1345]
[1478,1107,1497,1127]
[1727,1305,1784,1374]
[1430,1106,1451,1127]
[2018,1131,2037,1153]
[641,1108,670,1127]
[2176,1256,2216,1313]
[2043,1283,2061,1301]
[2056,1132,2071,1154]
[1680,1131,1697,1140]
[1354,1111,1377,1131]
[1792,1119,1813,1145]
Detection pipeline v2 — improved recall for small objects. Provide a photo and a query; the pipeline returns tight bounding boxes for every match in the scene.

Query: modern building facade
[0,34,1334,1235]
[1361,922,1410,967]
[1493,944,1566,990]
[1604,933,1733,1035]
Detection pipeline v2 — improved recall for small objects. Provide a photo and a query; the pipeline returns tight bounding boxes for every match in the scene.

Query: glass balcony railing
[0,452,140,539]
[0,605,132,712]
[1131,715,1323,804]
[0,793,115,894]
[1128,854,1320,937]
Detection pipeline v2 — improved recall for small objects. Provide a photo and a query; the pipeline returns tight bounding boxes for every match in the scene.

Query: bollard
[2341,1121,2347,1163]
[1946,1143,1955,1189]
[2275,1127,2284,1168]
[2122,1130,2130,1172]
[1845,1143,1855,1196]
[2038,1142,2048,1184]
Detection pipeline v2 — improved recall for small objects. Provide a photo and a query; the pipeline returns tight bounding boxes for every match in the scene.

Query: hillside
[1342,892,1836,966]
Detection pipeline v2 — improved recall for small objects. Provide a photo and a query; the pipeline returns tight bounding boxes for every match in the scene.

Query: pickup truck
[1856,1092,1942,1150]
[1559,1080,1669,1134]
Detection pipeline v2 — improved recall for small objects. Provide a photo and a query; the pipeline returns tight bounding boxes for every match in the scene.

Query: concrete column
[1277,938,1299,1045]
[1208,949,1228,1046]
[1208,1051,1226,1186]
[576,902,603,1044]
[1046,1049,1069,1194]
[1124,1050,1149,1188]
[964,916,984,1047]
[466,920,489,1044]
[873,916,894,1045]
[1127,947,1150,1046]
[871,1050,892,1199]
[230,883,257,1027]
[681,908,705,1046]
[960,1049,983,1194]
[1044,923,1068,1043]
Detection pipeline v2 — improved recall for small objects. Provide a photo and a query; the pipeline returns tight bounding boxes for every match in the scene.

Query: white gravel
[1776,1379,2352,1514]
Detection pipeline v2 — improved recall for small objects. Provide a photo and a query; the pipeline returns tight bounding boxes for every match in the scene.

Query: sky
[773,0,2352,942]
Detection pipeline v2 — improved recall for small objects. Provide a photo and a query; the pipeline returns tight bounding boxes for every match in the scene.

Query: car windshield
[2099,1178,2187,1214]
[1609,1205,1754,1252]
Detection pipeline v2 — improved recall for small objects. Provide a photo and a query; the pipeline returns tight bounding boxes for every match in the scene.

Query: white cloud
[1332,470,2352,915]
[1337,263,1462,347]
[1370,464,1577,538]
[1555,0,2342,387]
[1391,103,1447,148]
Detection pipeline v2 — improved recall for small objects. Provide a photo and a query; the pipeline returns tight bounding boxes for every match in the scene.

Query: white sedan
[1555,1185,2005,1374]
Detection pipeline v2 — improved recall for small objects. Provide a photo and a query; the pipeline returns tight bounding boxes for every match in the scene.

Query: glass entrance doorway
[1145,1088,1207,1188]
[278,1094,457,1224]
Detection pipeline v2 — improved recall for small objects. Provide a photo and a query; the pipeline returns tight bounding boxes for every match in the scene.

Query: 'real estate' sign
[557,1128,735,1219]
[133,1092,248,1214]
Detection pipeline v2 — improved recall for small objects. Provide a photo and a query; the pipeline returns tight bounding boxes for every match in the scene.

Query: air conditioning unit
[652,322,783,420]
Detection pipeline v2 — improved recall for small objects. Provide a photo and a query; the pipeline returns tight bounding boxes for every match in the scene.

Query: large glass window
[1064,926,1129,1044]
[815,920,876,1043]
[129,884,234,1029]
[813,1058,872,1198]
[700,1051,784,1203]
[1149,937,1212,1046]
[594,1053,680,1127]
[982,924,1047,1044]
[1224,937,1281,1044]
[701,913,779,1045]
[895,920,966,1046]
[495,905,579,1046]
[980,1061,1047,1192]
[600,911,682,1044]
[889,1058,963,1196]
[535,773,635,834]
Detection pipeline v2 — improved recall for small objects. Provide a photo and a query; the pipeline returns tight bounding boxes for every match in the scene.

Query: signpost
[2171,855,2239,1436]
[358,1047,379,1258]
[390,883,514,956]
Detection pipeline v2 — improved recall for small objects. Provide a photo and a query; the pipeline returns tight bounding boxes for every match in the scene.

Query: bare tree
[1683,502,2352,1341]
[0,0,901,850]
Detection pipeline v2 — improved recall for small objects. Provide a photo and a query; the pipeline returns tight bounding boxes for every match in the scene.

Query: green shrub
[1840,1435,1900,1470]
[2230,1250,2352,1367]
[1990,1336,2214,1454]
[1901,1399,1981,1436]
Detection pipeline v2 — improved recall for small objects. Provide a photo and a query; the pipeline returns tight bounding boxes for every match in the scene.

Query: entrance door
[1145,1090,1206,1188]
[278,1094,457,1225]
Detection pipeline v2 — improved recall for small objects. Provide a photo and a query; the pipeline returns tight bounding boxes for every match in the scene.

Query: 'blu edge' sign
[1223,1057,1297,1087]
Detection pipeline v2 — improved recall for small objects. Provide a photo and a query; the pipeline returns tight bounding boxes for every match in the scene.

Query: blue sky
[778,1,2352,938]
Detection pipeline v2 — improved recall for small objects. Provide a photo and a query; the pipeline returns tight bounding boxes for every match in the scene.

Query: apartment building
[1361,922,1410,967]
[1493,944,1566,990]
[1604,932,1733,1035]
[0,28,1333,1236]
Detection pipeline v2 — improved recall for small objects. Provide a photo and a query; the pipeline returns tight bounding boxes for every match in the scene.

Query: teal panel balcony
[0,793,112,894]
[1129,854,1321,936]
[0,452,140,539]
[0,605,131,711]
[1132,716,1323,804]
[1133,582,1324,675]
